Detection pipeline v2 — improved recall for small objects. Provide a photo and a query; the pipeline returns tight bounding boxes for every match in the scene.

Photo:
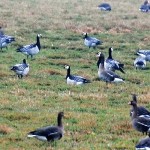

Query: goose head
[109,47,113,52]
[23,59,27,64]
[57,111,64,127]
[96,52,105,61]
[131,94,137,102]
[128,100,137,107]
[82,32,88,39]
[37,34,42,38]
[96,52,105,68]
[64,65,70,70]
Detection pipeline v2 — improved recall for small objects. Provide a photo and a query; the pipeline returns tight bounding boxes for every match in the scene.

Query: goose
[64,65,90,85]
[0,33,15,50]
[105,47,125,73]
[128,100,150,135]
[98,3,111,11]
[139,0,150,12]
[135,129,150,150]
[83,33,102,49]
[136,50,150,62]
[96,52,125,83]
[134,56,146,70]
[27,112,64,142]
[11,59,29,78]
[130,94,150,117]
[17,34,42,59]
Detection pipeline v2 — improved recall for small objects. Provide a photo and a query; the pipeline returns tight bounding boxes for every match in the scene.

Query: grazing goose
[27,112,64,142]
[105,47,125,73]
[0,32,15,50]
[130,94,150,117]
[96,52,125,83]
[128,100,150,135]
[64,65,90,85]
[98,3,111,11]
[11,59,29,78]
[17,34,42,59]
[134,56,146,70]
[83,33,102,49]
[135,129,150,150]
[137,50,150,62]
[139,0,150,12]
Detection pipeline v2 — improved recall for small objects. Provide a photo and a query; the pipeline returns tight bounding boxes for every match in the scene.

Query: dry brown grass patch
[0,125,14,134]
[112,120,132,134]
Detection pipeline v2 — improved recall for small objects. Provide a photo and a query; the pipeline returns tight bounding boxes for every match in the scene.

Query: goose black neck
[84,33,88,39]
[98,55,105,69]
[36,35,41,50]
[131,103,138,120]
[23,59,26,64]
[66,67,70,78]
[132,94,137,102]
[108,48,112,59]
[57,114,63,127]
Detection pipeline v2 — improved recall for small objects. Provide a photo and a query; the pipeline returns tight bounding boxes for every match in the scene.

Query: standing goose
[11,59,29,79]
[134,56,146,70]
[27,112,64,142]
[135,129,150,150]
[128,100,150,135]
[83,33,102,49]
[64,65,90,85]
[0,33,15,50]
[136,50,150,61]
[105,47,125,73]
[130,94,150,117]
[96,52,125,83]
[17,34,42,59]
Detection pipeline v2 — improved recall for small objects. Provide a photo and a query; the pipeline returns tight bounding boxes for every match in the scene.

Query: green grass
[0,0,150,149]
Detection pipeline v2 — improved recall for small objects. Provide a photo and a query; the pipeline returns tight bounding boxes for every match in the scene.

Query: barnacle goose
[64,65,90,85]
[98,3,111,11]
[96,52,125,83]
[11,59,29,78]
[105,47,125,73]
[0,28,15,50]
[83,33,102,49]
[17,34,42,59]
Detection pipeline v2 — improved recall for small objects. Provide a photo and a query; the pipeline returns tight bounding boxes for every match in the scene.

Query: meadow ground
[0,0,150,149]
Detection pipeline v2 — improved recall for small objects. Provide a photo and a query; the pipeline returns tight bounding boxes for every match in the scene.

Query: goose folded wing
[18,43,36,52]
[70,75,89,82]
[13,64,27,71]
[136,138,150,148]
[106,59,120,69]
[101,71,114,82]
[28,126,62,141]
[137,50,150,56]
[88,37,100,43]
[107,70,121,78]
[137,117,150,127]
[47,129,62,141]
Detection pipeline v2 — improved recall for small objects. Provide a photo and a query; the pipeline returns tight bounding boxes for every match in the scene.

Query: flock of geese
[98,0,150,12]
[1,27,150,149]
[0,1,150,149]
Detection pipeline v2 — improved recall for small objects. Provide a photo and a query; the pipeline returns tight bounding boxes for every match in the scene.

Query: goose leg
[31,55,33,60]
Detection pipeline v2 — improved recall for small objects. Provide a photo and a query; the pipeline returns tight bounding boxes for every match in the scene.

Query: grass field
[0,0,150,149]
